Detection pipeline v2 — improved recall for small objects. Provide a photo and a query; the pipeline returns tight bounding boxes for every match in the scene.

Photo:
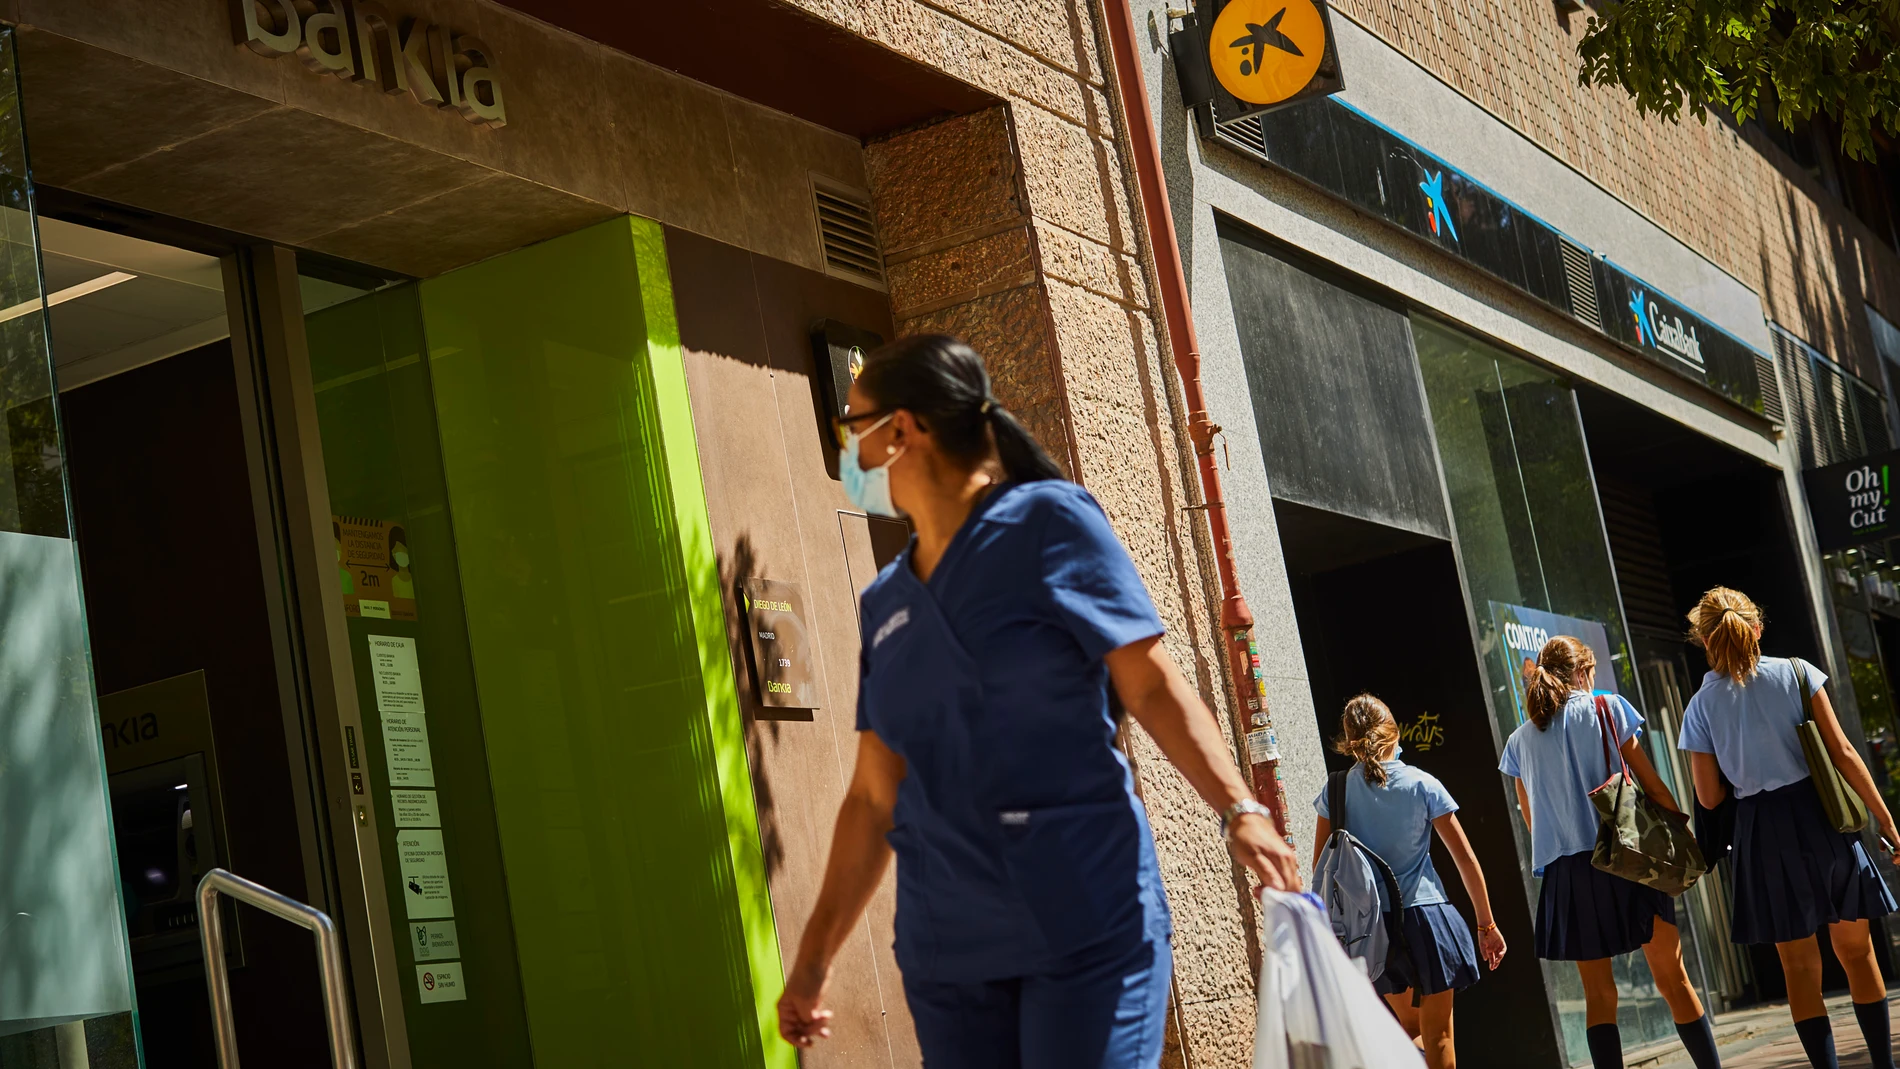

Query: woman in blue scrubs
[1679,587,1899,1069]
[776,335,1300,1068]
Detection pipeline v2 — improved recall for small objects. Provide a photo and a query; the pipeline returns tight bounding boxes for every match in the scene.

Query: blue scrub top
[1499,692,1643,875]
[1312,753,1457,907]
[856,480,1170,982]
[1678,657,1826,798]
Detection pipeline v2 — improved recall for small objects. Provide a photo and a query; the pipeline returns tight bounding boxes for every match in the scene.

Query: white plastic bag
[1253,890,1424,1069]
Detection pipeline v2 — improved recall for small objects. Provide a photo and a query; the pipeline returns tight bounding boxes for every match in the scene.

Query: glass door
[0,24,143,1068]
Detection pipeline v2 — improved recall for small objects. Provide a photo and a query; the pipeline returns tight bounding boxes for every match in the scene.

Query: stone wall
[833,2,1267,1063]
[1327,0,1900,378]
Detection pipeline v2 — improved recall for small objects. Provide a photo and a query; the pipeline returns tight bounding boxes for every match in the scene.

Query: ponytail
[1525,635,1595,730]
[856,334,1064,483]
[1334,694,1399,786]
[1687,586,1762,682]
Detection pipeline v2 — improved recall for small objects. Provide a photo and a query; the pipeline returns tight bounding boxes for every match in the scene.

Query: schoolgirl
[1679,587,1899,1069]
[1311,695,1506,1069]
[1500,636,1721,1069]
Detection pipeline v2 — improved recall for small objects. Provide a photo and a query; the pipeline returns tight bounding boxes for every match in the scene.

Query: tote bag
[1794,659,1867,834]
[1587,696,1707,895]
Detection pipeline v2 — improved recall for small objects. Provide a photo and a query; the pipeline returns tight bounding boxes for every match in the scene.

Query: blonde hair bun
[1334,694,1400,786]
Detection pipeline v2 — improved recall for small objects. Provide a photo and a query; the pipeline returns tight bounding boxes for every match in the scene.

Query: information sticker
[397,828,454,919]
[391,789,440,828]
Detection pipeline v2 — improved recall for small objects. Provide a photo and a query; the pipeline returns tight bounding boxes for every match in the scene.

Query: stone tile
[1178,994,1259,1069]
[1034,220,1149,309]
[867,106,1021,254]
[886,223,1036,317]
[921,0,1107,87]
[71,106,488,248]
[1013,101,1139,252]
[22,0,291,101]
[17,31,278,187]
[605,50,746,248]
[723,96,833,274]
[471,3,623,207]
[300,170,619,276]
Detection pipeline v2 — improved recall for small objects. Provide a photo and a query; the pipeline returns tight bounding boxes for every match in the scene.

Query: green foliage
[1578,0,1900,160]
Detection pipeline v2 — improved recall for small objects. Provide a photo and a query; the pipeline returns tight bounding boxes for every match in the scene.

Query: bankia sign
[1204,97,1770,418]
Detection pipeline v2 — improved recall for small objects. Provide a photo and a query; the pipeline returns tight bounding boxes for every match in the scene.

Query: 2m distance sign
[1203,0,1343,123]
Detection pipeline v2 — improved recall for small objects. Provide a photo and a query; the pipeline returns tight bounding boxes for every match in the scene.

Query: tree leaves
[1578,0,1900,160]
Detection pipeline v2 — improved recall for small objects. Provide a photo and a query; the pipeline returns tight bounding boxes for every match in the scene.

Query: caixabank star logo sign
[1200,0,1344,123]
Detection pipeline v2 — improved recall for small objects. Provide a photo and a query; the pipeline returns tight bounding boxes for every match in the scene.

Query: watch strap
[1221,798,1272,837]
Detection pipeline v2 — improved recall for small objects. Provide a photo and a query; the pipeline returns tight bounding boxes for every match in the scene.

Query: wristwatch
[1221,799,1274,839]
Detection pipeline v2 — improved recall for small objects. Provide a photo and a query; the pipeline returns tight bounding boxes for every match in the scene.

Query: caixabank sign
[1804,449,1900,553]
[1197,92,1775,419]
[1171,0,1344,123]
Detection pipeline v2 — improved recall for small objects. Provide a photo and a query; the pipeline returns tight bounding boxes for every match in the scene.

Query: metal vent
[811,177,885,290]
[1756,352,1785,424]
[1219,115,1268,157]
[1559,237,1601,330]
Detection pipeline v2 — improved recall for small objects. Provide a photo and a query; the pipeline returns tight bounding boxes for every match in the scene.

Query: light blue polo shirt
[1314,752,1458,907]
[1499,692,1643,875]
[1678,657,1826,799]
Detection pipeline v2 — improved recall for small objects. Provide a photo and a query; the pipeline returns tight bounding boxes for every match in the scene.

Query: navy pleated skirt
[1375,903,1481,996]
[1535,851,1676,961]
[1730,777,1897,945]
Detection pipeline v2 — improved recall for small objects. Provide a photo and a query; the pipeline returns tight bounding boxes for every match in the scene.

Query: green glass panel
[0,24,141,1063]
[1413,316,1678,1056]
[303,281,533,1069]
[418,217,782,1069]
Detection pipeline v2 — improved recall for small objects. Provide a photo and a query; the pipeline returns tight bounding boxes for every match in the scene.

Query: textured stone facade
[830,3,1267,1065]
[1327,0,1900,377]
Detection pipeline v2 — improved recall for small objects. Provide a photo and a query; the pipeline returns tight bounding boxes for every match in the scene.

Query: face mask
[841,413,905,519]
[394,549,410,568]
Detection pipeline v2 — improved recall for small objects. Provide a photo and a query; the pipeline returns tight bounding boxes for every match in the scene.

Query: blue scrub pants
[902,936,1172,1069]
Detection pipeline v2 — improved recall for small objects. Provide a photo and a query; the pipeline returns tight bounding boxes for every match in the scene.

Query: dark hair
[1524,635,1596,730]
[388,525,408,568]
[855,334,1065,484]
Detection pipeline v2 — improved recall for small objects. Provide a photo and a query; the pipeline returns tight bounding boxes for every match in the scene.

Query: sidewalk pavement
[1624,991,1899,1068]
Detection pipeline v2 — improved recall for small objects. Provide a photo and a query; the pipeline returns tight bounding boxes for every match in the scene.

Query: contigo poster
[1489,601,1618,726]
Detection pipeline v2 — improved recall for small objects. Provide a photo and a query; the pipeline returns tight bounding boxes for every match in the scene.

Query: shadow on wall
[1757,135,1884,373]
[719,531,788,883]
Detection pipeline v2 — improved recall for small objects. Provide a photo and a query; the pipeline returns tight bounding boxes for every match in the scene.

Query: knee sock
[1855,1000,1895,1069]
[1675,1013,1722,1069]
[1794,1015,1839,1069]
[1586,1023,1624,1069]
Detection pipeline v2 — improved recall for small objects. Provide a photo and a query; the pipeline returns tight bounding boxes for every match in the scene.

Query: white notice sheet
[391,789,441,828]
[382,711,435,788]
[368,635,425,714]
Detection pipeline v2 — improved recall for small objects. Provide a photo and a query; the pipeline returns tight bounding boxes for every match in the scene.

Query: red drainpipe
[1102,1,1291,844]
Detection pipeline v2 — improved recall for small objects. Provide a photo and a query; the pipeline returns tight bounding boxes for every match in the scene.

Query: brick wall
[803,1,1267,1064]
[1329,0,1900,378]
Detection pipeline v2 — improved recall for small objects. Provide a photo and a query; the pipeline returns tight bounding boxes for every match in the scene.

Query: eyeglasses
[830,408,894,449]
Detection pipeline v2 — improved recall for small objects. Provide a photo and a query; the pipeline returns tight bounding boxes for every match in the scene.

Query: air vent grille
[1559,237,1601,330]
[1219,115,1268,157]
[1756,353,1785,424]
[812,179,885,289]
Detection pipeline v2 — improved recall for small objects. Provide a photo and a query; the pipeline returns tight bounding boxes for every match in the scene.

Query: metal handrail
[197,868,358,1069]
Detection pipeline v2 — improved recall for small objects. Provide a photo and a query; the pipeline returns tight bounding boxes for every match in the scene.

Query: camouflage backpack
[1587,695,1707,895]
